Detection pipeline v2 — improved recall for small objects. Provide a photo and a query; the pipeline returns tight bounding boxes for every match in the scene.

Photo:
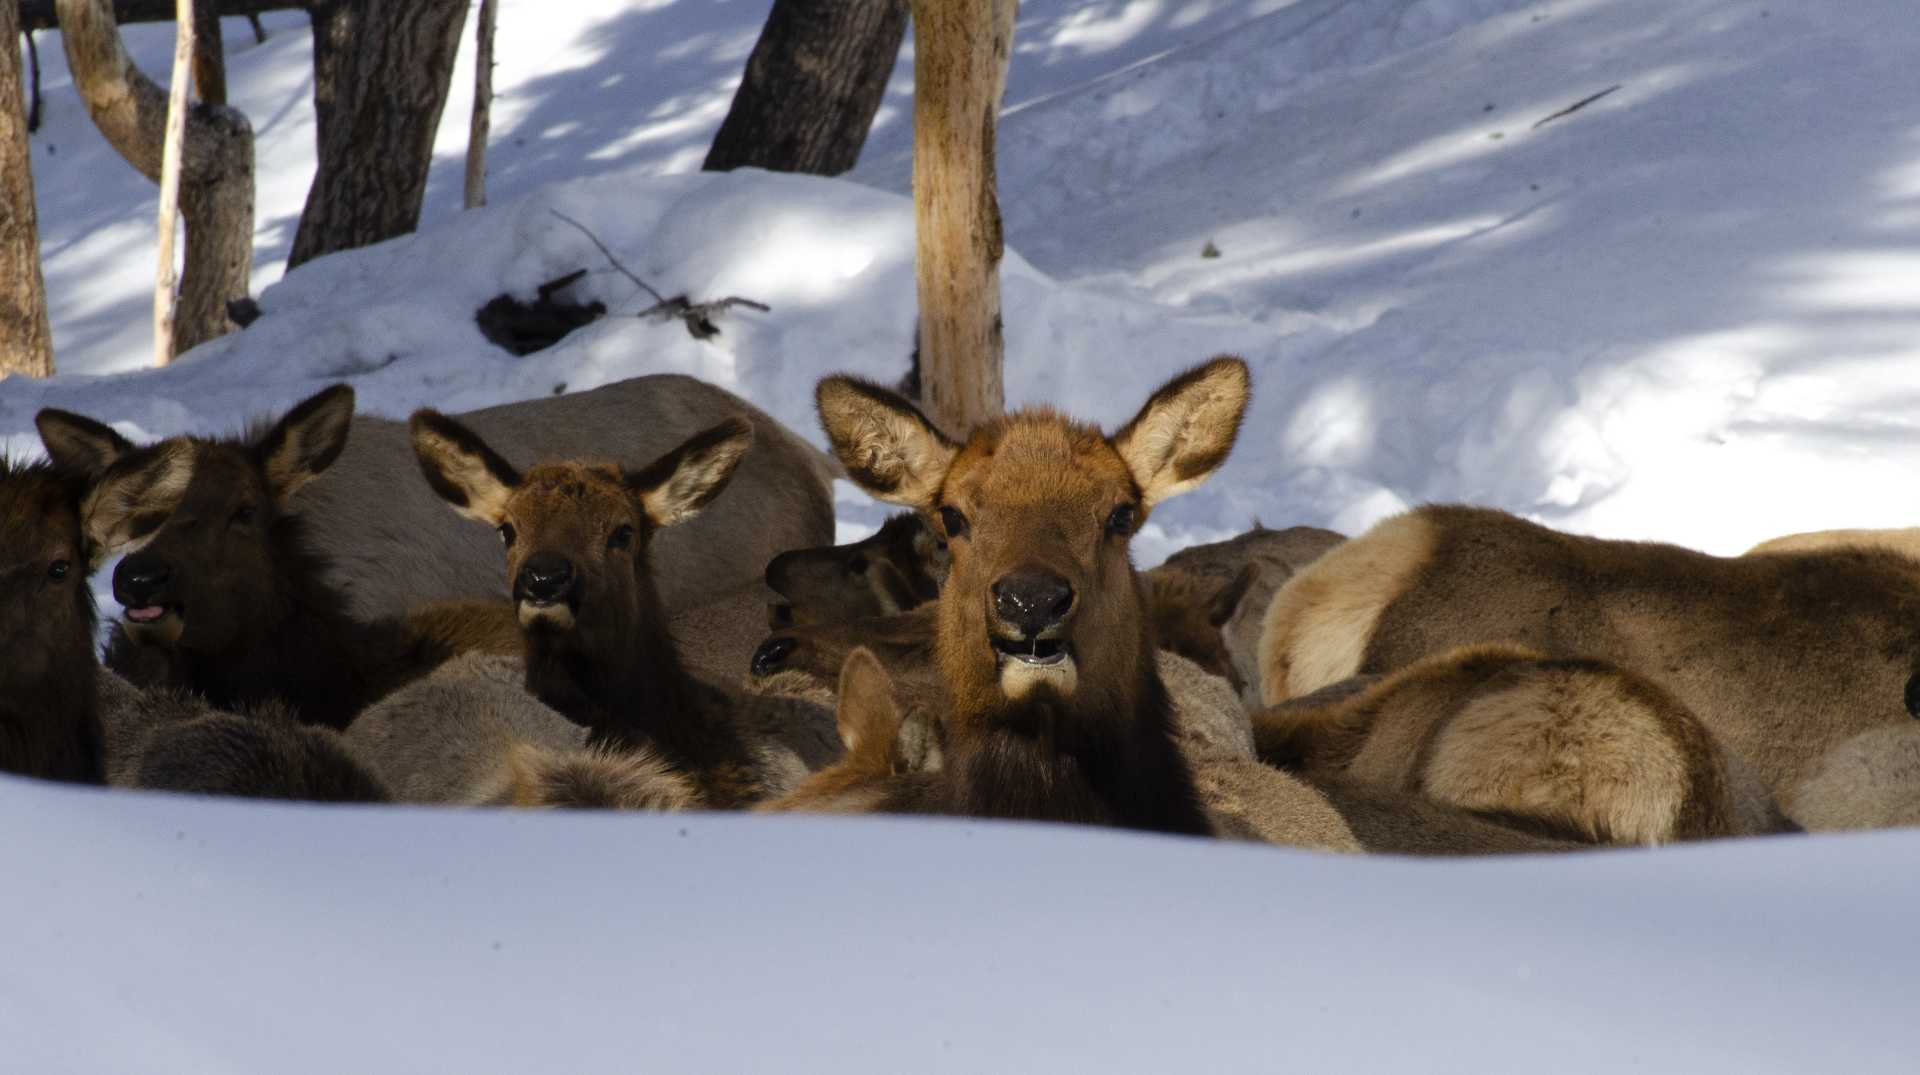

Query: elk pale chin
[994,634,1077,699]
[517,601,576,631]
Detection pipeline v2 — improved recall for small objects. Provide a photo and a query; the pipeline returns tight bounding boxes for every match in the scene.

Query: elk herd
[4,357,1917,853]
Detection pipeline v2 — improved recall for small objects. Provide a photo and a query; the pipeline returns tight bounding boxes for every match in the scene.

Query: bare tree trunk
[0,0,53,375]
[21,0,297,29]
[704,0,908,176]
[152,0,192,367]
[289,0,467,268]
[463,0,495,209]
[188,0,222,105]
[910,0,1015,434]
[59,0,253,360]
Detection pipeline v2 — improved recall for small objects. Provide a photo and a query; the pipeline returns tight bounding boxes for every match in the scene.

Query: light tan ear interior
[411,423,516,525]
[1112,356,1251,507]
[835,647,902,761]
[816,379,956,510]
[81,442,196,560]
[639,423,755,528]
[260,388,356,505]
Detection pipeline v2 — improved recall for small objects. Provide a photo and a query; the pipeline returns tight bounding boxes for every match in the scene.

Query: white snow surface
[5,774,1918,1073]
[6,2,1920,1065]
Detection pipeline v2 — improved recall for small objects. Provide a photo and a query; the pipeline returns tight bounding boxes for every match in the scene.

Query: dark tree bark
[288,0,467,268]
[189,0,223,105]
[704,0,907,176]
[1,0,53,375]
[59,0,254,359]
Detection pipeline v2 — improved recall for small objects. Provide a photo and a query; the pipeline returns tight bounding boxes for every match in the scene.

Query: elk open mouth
[992,636,1069,666]
[123,603,177,626]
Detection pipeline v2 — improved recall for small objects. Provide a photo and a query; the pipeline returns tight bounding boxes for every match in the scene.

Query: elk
[757,648,936,815]
[1789,724,1920,831]
[410,412,838,808]
[1261,504,1920,803]
[812,358,1258,835]
[0,457,105,783]
[289,374,837,623]
[1746,526,1920,559]
[35,386,509,729]
[1253,644,1785,845]
[765,510,949,628]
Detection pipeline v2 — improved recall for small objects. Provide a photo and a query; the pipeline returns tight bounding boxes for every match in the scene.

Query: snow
[6,0,1920,1063]
[5,774,1918,1073]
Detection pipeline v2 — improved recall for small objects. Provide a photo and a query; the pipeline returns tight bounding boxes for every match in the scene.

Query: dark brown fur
[39,388,484,729]
[0,459,104,783]
[135,709,389,803]
[815,358,1254,836]
[411,411,771,807]
[765,511,949,628]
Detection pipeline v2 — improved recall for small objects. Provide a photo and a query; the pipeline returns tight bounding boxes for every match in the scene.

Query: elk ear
[835,647,902,764]
[1208,563,1260,628]
[630,418,754,527]
[35,409,136,480]
[409,409,521,525]
[254,384,355,504]
[815,377,957,510]
[1112,356,1250,507]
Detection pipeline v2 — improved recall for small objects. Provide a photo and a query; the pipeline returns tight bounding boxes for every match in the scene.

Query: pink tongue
[126,606,167,623]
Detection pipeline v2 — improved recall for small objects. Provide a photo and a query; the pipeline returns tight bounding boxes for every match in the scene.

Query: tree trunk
[20,0,296,31]
[0,0,53,375]
[188,0,222,105]
[464,0,495,209]
[910,0,1015,435]
[289,0,467,268]
[58,0,253,360]
[153,0,193,367]
[704,0,908,176]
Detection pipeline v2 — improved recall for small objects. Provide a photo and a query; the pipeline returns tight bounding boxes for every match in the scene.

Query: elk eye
[499,522,517,548]
[848,554,869,575]
[1106,504,1137,536]
[608,524,636,551]
[938,506,969,540]
[48,559,71,581]
[230,504,256,526]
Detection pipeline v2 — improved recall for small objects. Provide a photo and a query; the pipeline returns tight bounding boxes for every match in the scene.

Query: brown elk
[811,358,1256,835]
[1253,644,1785,845]
[410,411,836,808]
[757,648,936,815]
[0,457,104,782]
[1261,504,1920,803]
[765,511,949,628]
[35,387,502,729]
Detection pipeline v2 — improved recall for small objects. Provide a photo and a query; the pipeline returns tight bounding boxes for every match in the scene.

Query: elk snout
[992,569,1075,638]
[514,553,578,607]
[751,635,798,678]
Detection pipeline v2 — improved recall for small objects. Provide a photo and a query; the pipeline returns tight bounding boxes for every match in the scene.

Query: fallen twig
[547,208,769,340]
[1532,84,1621,130]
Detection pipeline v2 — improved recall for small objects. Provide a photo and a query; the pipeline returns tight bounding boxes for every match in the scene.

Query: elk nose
[114,553,171,603]
[514,553,577,606]
[751,636,798,678]
[992,570,1075,637]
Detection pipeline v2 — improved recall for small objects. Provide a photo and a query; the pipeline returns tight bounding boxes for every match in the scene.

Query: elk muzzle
[989,568,1078,700]
[514,552,579,629]
[113,550,184,641]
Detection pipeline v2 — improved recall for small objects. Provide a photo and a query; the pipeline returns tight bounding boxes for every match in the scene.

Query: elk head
[35,385,355,652]
[0,459,97,695]
[764,511,949,628]
[409,411,753,656]
[815,357,1250,727]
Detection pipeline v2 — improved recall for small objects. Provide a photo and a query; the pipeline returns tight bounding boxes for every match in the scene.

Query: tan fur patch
[1259,511,1434,703]
[1422,667,1689,845]
[1745,527,1920,560]
[82,441,196,558]
[507,742,699,811]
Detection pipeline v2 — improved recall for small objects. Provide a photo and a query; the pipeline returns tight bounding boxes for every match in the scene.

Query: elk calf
[0,459,105,782]
[36,387,507,728]
[1261,504,1920,799]
[765,511,949,628]
[1254,644,1784,845]
[410,413,836,808]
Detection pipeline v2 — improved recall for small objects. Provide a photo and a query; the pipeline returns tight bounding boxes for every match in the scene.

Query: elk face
[0,461,96,690]
[816,357,1250,719]
[764,511,949,627]
[35,385,355,652]
[410,412,753,650]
